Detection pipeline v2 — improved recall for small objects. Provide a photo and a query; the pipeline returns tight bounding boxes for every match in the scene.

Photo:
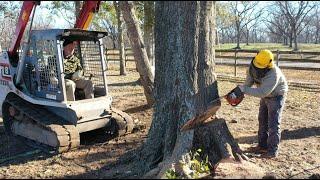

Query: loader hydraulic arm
[74,1,101,30]
[8,1,99,58]
[8,1,39,58]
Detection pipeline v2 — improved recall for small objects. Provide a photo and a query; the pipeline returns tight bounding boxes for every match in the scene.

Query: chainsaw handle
[225,86,244,106]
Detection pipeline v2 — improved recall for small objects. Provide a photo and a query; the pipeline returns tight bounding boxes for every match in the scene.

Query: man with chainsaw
[63,39,94,101]
[238,49,288,158]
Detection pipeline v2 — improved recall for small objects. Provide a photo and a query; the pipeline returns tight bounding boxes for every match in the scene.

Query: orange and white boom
[74,1,101,30]
[8,1,39,57]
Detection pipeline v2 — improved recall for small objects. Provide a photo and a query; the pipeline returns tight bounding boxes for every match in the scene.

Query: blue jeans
[258,95,286,155]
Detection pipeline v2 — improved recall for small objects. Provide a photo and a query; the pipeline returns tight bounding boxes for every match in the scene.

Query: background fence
[215,49,320,76]
[105,48,135,67]
[105,48,320,75]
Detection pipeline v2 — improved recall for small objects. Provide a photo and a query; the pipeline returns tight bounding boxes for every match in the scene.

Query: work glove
[71,70,84,81]
[225,86,244,106]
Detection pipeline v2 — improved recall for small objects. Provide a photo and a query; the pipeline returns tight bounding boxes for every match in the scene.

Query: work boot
[245,146,268,154]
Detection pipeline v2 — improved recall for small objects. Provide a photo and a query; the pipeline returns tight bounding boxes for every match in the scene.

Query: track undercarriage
[2,95,134,153]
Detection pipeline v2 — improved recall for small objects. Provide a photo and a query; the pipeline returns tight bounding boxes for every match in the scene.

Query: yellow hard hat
[253,49,274,69]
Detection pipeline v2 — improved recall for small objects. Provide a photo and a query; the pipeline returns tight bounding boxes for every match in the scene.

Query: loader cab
[21,29,109,102]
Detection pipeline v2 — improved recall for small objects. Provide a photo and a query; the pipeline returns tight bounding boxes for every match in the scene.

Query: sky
[15,1,274,29]
[4,1,71,29]
[34,1,273,29]
[35,1,71,29]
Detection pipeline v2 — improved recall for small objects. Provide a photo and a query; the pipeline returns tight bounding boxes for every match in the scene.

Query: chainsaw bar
[180,98,222,132]
[180,86,244,132]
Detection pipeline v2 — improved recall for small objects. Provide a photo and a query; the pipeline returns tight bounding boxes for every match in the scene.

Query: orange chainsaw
[180,86,244,131]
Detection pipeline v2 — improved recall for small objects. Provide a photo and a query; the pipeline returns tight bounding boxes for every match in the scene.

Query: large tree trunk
[150,0,219,173]
[122,2,263,178]
[119,1,155,106]
[114,1,127,76]
[144,1,155,67]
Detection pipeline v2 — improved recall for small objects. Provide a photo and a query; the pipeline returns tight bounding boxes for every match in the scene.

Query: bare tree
[275,1,316,50]
[114,1,126,76]
[216,2,234,44]
[299,16,312,43]
[119,1,155,106]
[244,19,261,45]
[309,5,320,44]
[90,1,119,49]
[265,11,291,46]
[46,1,76,27]
[0,2,20,50]
[229,1,262,49]
[33,14,54,30]
[143,1,155,67]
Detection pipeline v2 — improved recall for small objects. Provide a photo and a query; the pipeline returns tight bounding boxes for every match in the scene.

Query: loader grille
[24,40,63,101]
[24,36,107,101]
[78,41,105,91]
[37,40,60,92]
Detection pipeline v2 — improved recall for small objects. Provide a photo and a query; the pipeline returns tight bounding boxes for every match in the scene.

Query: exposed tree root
[142,118,266,179]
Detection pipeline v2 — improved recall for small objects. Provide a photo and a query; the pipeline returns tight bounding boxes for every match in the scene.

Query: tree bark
[119,1,155,105]
[246,28,249,45]
[315,29,319,44]
[289,31,293,48]
[126,2,254,178]
[144,1,155,67]
[293,24,298,51]
[193,119,248,163]
[114,1,127,76]
[236,21,241,49]
[152,0,218,173]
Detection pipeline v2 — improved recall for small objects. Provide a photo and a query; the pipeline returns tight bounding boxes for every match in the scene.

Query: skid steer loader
[0,4,134,153]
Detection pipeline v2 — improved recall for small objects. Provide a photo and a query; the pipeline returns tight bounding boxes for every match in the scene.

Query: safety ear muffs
[268,59,272,68]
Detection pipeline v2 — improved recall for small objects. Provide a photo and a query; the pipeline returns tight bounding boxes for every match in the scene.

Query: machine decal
[0,79,9,86]
[46,94,57,100]
[0,63,12,80]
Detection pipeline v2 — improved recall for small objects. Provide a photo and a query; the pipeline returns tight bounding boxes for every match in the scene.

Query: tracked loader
[0,1,133,153]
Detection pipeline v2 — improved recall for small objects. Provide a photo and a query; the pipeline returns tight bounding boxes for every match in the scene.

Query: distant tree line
[1,1,319,52]
[216,1,319,50]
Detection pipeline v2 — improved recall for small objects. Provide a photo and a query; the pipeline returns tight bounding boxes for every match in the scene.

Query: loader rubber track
[3,95,80,153]
[110,108,134,136]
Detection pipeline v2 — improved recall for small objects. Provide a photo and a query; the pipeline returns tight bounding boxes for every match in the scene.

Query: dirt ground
[0,63,319,179]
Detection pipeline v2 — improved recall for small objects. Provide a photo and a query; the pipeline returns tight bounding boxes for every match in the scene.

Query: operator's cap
[63,39,74,47]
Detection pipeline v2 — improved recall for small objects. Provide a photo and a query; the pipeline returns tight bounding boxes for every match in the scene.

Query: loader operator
[63,39,94,101]
[238,49,288,158]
